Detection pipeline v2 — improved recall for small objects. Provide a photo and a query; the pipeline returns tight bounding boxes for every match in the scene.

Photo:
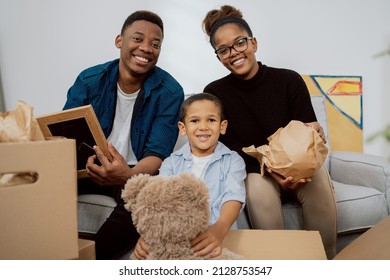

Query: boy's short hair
[180,93,225,122]
[121,10,164,37]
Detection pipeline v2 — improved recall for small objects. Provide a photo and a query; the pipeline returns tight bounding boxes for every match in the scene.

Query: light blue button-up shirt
[159,141,247,229]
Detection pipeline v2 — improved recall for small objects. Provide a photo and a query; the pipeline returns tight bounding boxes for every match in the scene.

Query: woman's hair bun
[202,5,243,36]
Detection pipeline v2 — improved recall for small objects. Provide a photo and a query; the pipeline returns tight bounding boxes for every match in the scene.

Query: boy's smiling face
[178,99,227,157]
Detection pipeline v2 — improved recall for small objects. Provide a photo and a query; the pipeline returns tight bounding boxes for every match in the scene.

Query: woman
[202,5,337,259]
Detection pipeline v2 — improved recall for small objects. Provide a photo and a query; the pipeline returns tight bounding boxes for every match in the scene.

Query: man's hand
[86,142,132,185]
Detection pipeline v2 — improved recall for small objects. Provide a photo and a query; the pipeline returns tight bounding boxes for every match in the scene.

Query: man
[64,10,184,259]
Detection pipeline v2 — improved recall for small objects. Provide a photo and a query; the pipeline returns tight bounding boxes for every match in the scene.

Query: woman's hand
[267,168,311,190]
[133,237,149,260]
[305,122,327,143]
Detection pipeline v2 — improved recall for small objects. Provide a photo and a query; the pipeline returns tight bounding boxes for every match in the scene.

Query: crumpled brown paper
[242,120,328,182]
[0,100,45,142]
[0,101,45,186]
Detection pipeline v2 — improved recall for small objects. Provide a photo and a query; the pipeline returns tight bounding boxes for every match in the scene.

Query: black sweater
[204,62,316,174]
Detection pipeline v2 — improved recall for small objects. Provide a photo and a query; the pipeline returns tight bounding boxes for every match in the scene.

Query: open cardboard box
[223,229,327,260]
[334,215,390,260]
[0,139,78,260]
[224,217,390,260]
[76,239,96,260]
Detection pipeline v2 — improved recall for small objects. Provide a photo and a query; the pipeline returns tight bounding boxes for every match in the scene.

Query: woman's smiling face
[213,23,259,80]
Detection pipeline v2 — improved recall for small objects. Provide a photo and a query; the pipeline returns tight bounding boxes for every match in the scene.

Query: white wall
[1,0,389,157]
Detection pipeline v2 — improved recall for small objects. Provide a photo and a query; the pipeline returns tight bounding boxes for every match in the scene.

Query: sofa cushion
[78,194,116,234]
[334,181,388,233]
[330,151,390,195]
[283,202,304,230]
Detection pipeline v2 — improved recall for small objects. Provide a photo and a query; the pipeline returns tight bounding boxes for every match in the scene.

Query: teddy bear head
[122,173,210,250]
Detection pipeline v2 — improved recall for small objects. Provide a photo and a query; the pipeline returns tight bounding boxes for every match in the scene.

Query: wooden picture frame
[36,105,112,178]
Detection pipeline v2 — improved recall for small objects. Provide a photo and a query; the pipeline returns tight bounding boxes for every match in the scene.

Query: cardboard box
[76,239,96,260]
[334,215,390,260]
[0,139,78,259]
[223,229,327,260]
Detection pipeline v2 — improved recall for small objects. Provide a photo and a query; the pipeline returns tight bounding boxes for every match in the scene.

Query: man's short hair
[121,10,164,37]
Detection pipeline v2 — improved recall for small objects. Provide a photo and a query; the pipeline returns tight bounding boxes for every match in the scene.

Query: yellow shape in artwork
[328,95,361,125]
[328,81,362,96]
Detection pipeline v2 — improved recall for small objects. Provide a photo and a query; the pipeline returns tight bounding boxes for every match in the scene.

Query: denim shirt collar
[110,59,163,98]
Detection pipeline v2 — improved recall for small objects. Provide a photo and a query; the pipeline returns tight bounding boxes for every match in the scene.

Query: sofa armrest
[329,151,390,204]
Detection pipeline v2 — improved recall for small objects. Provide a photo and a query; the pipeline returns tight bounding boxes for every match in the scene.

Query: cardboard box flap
[223,229,327,260]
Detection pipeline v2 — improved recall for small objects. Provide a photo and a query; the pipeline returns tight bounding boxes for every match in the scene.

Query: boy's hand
[133,237,149,260]
[191,223,225,258]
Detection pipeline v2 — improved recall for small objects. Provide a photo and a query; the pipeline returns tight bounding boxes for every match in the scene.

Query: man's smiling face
[116,19,163,78]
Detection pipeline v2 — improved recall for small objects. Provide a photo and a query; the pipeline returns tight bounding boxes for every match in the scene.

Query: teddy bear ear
[121,173,151,212]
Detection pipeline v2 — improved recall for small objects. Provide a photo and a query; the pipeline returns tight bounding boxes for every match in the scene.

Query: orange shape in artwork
[327,81,362,96]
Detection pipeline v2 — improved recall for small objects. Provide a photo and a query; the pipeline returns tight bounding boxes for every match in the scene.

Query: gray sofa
[77,96,390,256]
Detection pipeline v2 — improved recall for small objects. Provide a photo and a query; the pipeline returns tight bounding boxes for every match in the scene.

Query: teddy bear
[121,172,244,260]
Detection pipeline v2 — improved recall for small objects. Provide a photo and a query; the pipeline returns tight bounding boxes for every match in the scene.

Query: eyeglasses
[214,37,253,60]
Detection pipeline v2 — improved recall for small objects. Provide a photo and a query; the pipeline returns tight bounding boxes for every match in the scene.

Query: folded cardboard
[334,215,390,260]
[76,239,96,260]
[223,229,327,260]
[0,139,78,259]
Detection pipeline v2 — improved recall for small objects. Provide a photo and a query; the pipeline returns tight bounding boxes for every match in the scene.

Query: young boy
[133,92,246,259]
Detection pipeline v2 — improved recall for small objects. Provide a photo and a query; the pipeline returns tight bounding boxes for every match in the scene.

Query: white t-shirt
[191,153,214,180]
[107,84,139,165]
